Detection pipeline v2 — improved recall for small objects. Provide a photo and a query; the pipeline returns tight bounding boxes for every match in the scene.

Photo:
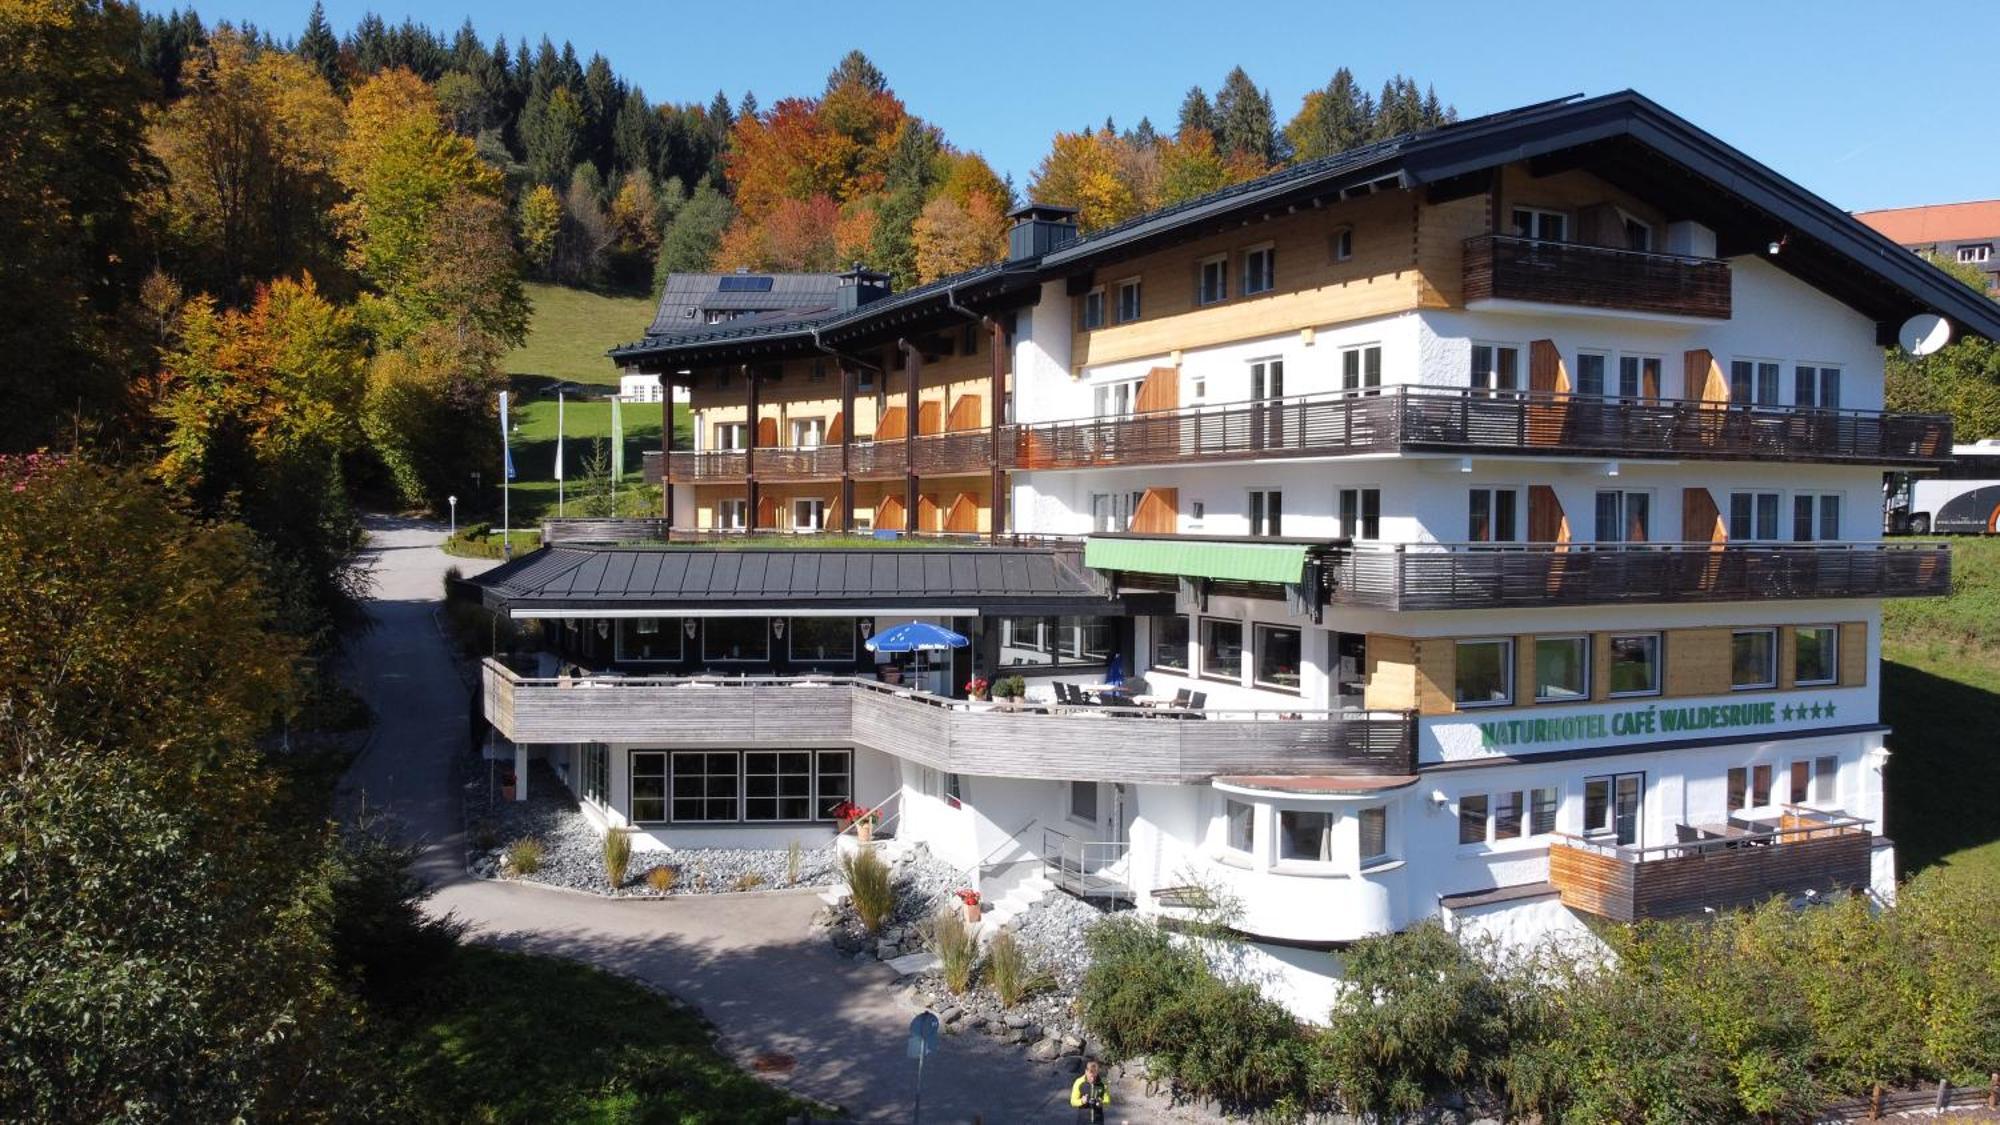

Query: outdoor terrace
[1547,807,1875,921]
[480,658,1415,784]
[1463,233,1734,320]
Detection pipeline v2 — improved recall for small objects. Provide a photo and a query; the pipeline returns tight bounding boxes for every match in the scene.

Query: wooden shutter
[946,394,983,432]
[1682,487,1725,544]
[917,493,941,532]
[1529,340,1569,394]
[1685,348,1727,404]
[917,400,943,436]
[827,410,845,443]
[1626,500,1649,544]
[1838,623,1867,687]
[755,493,777,529]
[875,495,905,530]
[944,492,980,533]
[1132,488,1179,534]
[1527,485,1569,544]
[1134,366,1180,413]
[1641,361,1660,400]
[876,405,907,440]
[756,416,778,446]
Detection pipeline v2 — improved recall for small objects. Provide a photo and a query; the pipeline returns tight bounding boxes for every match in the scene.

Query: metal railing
[1041,827,1133,900]
[1464,233,1734,319]
[1552,806,1873,863]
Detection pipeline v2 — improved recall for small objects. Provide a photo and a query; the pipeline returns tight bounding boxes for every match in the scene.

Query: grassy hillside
[506,282,657,388]
[1881,535,2000,886]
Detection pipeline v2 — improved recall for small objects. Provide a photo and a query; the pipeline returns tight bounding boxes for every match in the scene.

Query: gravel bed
[463,761,840,895]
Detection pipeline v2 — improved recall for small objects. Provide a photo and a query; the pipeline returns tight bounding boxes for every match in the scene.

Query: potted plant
[831,800,878,843]
[995,675,1027,703]
[499,767,517,802]
[965,675,990,701]
[955,887,983,923]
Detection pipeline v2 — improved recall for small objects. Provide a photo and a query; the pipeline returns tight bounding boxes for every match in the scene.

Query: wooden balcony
[1463,234,1733,319]
[1548,809,1874,921]
[848,438,906,479]
[481,660,1415,784]
[1014,394,1403,469]
[910,430,1009,476]
[1325,541,1951,610]
[666,449,747,481]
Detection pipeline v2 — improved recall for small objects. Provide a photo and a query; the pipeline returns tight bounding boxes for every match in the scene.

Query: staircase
[975,859,1053,943]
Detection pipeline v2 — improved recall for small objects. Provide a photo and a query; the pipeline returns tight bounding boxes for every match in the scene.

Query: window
[1115,278,1142,323]
[792,498,827,530]
[1330,226,1353,261]
[1278,809,1334,863]
[1730,491,1782,541]
[668,751,739,823]
[1358,806,1389,864]
[1731,629,1777,689]
[1242,244,1276,295]
[1197,255,1228,305]
[1468,488,1520,542]
[1584,772,1643,845]
[615,617,683,663]
[789,617,855,662]
[1339,487,1381,540]
[1812,755,1838,804]
[1510,207,1567,242]
[1090,490,1144,533]
[1470,344,1520,394]
[791,417,825,447]
[1618,355,1661,400]
[1081,288,1105,329]
[1623,216,1653,252]
[1458,793,1489,845]
[1093,380,1136,418]
[1454,639,1513,707]
[1530,786,1559,836]
[1731,764,1775,809]
[1254,624,1302,692]
[1059,616,1115,663]
[1224,799,1254,853]
[1200,618,1243,681]
[1151,615,1190,672]
[631,752,670,822]
[579,742,609,807]
[1608,633,1662,696]
[999,616,1119,667]
[1596,490,1651,543]
[1576,351,1608,397]
[1793,494,1841,542]
[1730,359,1782,406]
[703,616,769,662]
[1534,636,1589,701]
[1746,764,1773,807]
[1794,365,1842,410]
[718,498,748,530]
[1341,344,1383,396]
[943,771,966,810]
[1070,780,1098,823]
[1250,357,1283,401]
[816,751,852,818]
[743,751,815,822]
[810,359,828,382]
[1492,790,1524,840]
[1794,626,1838,686]
[1958,244,1991,264]
[714,422,748,450]
[1248,489,1283,536]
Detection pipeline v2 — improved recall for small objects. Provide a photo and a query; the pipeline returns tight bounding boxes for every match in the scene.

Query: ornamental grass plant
[930,908,977,995]
[603,828,632,889]
[841,845,896,934]
[503,837,543,877]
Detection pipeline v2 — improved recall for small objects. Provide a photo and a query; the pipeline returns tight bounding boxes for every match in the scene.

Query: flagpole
[556,391,565,518]
[499,390,513,558]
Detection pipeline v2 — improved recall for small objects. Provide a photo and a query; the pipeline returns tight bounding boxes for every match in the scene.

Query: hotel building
[472,92,1993,1014]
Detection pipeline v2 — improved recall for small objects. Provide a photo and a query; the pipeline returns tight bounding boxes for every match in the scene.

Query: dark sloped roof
[647,272,845,335]
[473,545,1121,614]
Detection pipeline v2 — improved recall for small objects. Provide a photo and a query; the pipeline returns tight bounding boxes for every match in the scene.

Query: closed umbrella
[1105,652,1125,687]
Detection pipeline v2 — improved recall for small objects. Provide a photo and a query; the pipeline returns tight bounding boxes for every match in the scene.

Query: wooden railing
[540,518,673,545]
[666,449,747,480]
[1325,540,1951,610]
[1548,807,1874,921]
[1463,234,1734,319]
[910,429,1006,476]
[481,660,1415,783]
[750,445,843,481]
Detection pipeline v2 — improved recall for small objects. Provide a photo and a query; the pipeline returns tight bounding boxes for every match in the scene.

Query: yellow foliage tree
[1028,129,1139,233]
[912,192,1008,283]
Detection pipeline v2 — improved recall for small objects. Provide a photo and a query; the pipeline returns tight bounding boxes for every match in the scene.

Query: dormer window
[1958,244,1991,264]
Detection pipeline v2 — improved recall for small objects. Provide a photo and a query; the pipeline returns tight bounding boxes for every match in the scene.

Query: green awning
[1083,538,1310,585]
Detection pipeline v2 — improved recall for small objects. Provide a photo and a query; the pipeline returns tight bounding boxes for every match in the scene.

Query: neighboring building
[1856,199,2000,291]
[479,91,1992,1018]
[619,371,665,403]
[649,270,846,329]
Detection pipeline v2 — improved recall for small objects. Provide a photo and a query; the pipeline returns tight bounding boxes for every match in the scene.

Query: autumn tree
[517,182,561,275]
[1285,68,1373,162]
[912,191,1008,282]
[1029,128,1140,232]
[606,174,663,287]
[655,180,734,284]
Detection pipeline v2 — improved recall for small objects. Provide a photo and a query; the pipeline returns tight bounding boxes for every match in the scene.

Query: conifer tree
[1214,66,1278,166]
[296,2,341,90]
[826,49,887,95]
[1177,86,1217,139]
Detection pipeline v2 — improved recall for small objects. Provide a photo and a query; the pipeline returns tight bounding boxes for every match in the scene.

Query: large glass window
[669,751,740,822]
[632,752,668,822]
[1607,633,1661,696]
[1576,351,1608,397]
[1151,615,1190,672]
[1470,343,1520,394]
[1584,772,1643,845]
[1534,636,1588,701]
[1729,492,1781,541]
[743,751,814,822]
[1341,344,1383,396]
[1060,616,1114,662]
[1511,207,1567,241]
[789,617,855,663]
[1793,494,1842,542]
[1596,490,1651,543]
[1358,806,1389,864]
[1000,617,1114,667]
[1200,618,1244,682]
[1339,487,1381,540]
[1468,488,1519,542]
[1454,639,1513,706]
[1794,626,1837,686]
[703,617,770,662]
[578,742,609,807]
[1224,799,1254,853]
[1617,355,1661,400]
[1278,809,1334,863]
[1730,360,1782,406]
[1070,780,1098,823]
[1795,365,1842,410]
[1731,629,1777,690]
[1458,793,1489,845]
[1254,625,1302,692]
[1243,244,1276,295]
[616,617,684,662]
[816,751,852,819]
[999,616,1049,664]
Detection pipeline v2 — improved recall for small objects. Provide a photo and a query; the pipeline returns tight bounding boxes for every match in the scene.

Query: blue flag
[499,391,516,481]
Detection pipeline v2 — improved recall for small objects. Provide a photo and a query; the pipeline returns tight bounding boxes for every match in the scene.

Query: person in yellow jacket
[1069,1057,1111,1123]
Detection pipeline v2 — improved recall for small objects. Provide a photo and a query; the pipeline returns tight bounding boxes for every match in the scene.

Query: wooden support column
[898,339,921,533]
[839,362,856,532]
[743,363,759,530]
[987,317,1007,540]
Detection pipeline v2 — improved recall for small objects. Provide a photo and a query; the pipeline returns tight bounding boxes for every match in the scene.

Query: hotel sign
[1476,698,1843,750]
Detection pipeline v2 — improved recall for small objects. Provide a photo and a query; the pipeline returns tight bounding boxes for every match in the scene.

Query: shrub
[503,837,543,877]
[984,930,1052,1007]
[785,840,802,886]
[602,829,633,890]
[644,866,677,893]
[840,845,896,934]
[930,909,976,995]
[994,674,1027,699]
[731,872,765,892]
[328,819,466,1012]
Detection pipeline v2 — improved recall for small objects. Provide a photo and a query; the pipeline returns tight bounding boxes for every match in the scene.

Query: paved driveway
[340,517,1197,1123]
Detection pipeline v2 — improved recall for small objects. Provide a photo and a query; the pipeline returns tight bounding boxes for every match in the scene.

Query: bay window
[1278,809,1334,863]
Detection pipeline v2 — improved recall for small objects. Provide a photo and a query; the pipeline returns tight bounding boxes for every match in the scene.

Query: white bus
[1887,439,2000,534]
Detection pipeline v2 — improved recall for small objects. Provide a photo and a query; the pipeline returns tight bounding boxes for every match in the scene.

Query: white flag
[553,392,564,481]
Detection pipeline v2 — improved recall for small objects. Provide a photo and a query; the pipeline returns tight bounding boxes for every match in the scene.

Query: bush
[602,828,633,889]
[930,908,976,994]
[644,865,677,893]
[984,930,1052,1007]
[841,845,896,934]
[731,872,765,892]
[994,674,1027,699]
[328,819,467,1012]
[504,837,543,876]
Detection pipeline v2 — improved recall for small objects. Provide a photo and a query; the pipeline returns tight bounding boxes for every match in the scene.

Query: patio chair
[1171,688,1192,707]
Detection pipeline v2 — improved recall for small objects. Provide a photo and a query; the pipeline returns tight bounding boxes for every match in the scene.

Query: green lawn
[392,945,826,1123]
[502,395,685,526]
[1881,535,2000,887]
[506,282,658,388]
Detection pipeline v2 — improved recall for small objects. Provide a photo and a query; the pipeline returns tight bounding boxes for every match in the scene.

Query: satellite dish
[1898,313,1951,356]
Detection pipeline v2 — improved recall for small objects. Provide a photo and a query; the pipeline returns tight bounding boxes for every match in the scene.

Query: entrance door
[1585,771,1645,847]
[1251,359,1285,450]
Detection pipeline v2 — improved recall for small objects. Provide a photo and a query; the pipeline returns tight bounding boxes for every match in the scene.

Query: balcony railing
[1463,234,1733,319]
[750,444,843,481]
[1548,807,1874,921]
[910,429,1008,476]
[1325,540,1951,610]
[666,449,747,480]
[481,660,1415,784]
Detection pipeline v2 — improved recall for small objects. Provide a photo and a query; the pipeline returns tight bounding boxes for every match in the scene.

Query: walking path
[338,516,1199,1123]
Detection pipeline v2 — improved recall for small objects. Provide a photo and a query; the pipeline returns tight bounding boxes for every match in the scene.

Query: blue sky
[172,0,1996,213]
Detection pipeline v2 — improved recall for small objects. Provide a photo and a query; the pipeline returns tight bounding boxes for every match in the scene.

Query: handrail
[1552,806,1872,862]
[833,790,902,842]
[1344,539,1951,554]
[1468,231,1722,268]
[945,817,1040,896]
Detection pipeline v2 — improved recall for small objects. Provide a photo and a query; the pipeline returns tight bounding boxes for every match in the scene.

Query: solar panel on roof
[717,276,775,292]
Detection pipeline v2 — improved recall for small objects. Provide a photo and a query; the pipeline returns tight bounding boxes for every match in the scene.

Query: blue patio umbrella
[1104,652,1125,686]
[864,621,970,653]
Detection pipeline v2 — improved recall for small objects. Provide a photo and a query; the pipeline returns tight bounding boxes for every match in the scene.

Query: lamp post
[447,494,458,538]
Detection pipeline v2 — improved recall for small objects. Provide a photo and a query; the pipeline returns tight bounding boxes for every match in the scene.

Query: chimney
[836,263,892,312]
[1008,203,1080,260]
